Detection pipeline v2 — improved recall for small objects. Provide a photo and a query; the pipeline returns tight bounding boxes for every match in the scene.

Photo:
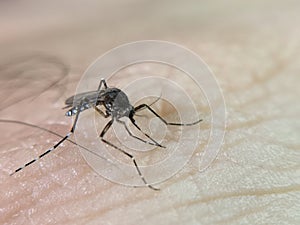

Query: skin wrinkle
[228,114,284,130]
[149,185,300,219]
[227,50,293,93]
[15,175,87,224]
[213,200,275,225]
[44,102,296,223]
[1,1,299,225]
[60,188,147,223]
[3,155,89,222]
[157,62,298,220]
[229,80,292,114]
[35,164,157,223]
[222,139,299,174]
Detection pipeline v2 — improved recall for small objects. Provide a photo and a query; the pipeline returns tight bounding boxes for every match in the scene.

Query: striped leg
[10,101,83,176]
[100,120,159,191]
[134,104,203,126]
[117,119,164,148]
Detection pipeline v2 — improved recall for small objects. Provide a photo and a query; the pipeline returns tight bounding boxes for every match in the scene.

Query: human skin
[0,0,299,225]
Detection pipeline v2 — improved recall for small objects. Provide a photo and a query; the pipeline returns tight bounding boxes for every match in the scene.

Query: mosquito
[10,78,202,190]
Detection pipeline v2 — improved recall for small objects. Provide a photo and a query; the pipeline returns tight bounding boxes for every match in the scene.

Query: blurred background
[1,0,299,121]
[1,0,299,65]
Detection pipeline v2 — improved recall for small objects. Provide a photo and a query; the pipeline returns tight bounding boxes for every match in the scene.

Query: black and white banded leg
[117,119,164,148]
[129,117,166,148]
[9,100,86,176]
[100,119,159,191]
[134,104,203,126]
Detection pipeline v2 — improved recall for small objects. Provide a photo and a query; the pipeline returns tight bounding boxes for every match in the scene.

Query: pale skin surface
[0,0,299,224]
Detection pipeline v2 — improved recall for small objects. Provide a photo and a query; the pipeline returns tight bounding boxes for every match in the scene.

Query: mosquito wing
[64,90,101,109]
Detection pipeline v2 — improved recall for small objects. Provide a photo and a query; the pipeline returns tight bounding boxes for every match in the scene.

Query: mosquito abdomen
[65,103,91,116]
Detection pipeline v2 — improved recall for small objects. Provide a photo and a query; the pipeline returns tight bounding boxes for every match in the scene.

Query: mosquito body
[10,79,202,190]
[64,86,134,119]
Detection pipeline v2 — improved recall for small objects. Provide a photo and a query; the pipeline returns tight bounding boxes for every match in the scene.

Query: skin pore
[0,0,299,224]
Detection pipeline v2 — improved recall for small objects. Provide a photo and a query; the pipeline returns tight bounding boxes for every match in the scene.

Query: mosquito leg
[116,119,162,147]
[129,117,165,148]
[134,104,202,126]
[1,119,111,163]
[93,106,110,118]
[100,120,159,191]
[10,100,84,176]
[97,78,108,91]
[134,93,162,117]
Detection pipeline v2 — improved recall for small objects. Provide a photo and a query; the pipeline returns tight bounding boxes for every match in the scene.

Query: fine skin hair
[0,1,299,225]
